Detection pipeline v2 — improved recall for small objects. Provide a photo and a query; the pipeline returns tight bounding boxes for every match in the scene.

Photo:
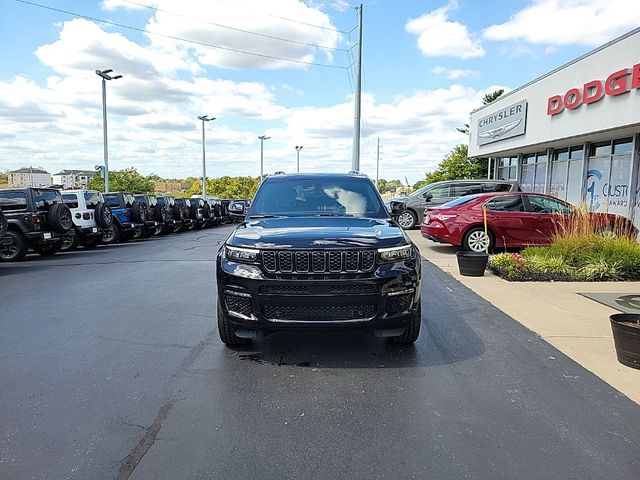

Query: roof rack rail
[273,171,286,175]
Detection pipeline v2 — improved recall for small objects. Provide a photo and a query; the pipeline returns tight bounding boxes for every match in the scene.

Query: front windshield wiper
[315,213,354,217]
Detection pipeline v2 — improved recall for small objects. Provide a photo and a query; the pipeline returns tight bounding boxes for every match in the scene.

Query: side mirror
[423,193,433,202]
[389,201,406,217]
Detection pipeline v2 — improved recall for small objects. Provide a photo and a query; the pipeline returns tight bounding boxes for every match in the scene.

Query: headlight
[225,245,259,263]
[378,244,412,262]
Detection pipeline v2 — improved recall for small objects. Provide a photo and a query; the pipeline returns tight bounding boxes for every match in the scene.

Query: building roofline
[471,26,640,115]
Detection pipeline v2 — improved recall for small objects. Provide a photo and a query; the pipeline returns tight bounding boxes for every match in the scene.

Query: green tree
[457,89,505,135]
[87,167,156,193]
[185,176,261,199]
[413,144,487,189]
[0,170,7,186]
[376,178,403,194]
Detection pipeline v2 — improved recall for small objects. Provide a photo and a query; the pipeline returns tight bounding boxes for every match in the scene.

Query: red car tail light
[434,214,458,221]
[30,214,41,223]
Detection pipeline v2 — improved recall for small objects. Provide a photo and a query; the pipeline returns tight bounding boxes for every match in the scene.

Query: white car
[60,189,113,250]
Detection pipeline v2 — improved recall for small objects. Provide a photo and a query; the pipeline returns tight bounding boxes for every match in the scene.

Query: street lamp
[95,69,122,193]
[295,145,303,173]
[258,135,271,179]
[198,115,216,196]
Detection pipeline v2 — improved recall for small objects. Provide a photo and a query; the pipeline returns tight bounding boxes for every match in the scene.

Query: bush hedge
[488,234,640,281]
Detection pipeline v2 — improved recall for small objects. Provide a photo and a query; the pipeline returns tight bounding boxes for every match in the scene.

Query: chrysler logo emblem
[478,119,522,139]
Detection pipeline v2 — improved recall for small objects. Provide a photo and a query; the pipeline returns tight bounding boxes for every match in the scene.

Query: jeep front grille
[261,250,376,274]
[263,304,376,322]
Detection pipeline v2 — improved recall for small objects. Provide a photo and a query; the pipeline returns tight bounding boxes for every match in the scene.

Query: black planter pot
[610,314,640,369]
[456,251,488,277]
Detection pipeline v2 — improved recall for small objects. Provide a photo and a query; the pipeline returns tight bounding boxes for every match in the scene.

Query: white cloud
[431,65,478,80]
[405,1,485,59]
[484,0,640,46]
[0,16,496,184]
[103,0,343,70]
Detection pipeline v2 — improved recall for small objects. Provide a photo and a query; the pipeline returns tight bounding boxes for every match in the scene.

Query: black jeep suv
[216,173,422,346]
[0,187,73,261]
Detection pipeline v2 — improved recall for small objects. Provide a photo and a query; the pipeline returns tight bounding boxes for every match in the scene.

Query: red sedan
[421,192,636,252]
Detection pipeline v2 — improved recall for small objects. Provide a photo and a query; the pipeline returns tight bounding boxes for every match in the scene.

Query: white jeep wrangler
[60,190,113,250]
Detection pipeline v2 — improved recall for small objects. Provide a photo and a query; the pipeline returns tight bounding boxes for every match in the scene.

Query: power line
[15,0,348,69]
[210,0,353,34]
[119,0,351,53]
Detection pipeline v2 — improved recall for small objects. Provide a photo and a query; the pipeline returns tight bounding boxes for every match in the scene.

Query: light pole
[258,135,270,179]
[295,145,303,173]
[95,69,122,193]
[198,115,216,196]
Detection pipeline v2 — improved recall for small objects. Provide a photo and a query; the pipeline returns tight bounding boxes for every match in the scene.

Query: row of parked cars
[0,187,248,262]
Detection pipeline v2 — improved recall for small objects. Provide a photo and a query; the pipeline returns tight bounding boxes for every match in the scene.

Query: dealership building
[468,27,640,226]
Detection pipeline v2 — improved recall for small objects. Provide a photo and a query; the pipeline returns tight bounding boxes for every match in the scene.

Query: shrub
[488,252,529,280]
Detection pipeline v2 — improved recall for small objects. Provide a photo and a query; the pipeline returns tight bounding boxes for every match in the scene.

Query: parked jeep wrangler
[155,195,177,235]
[134,194,162,238]
[102,192,146,244]
[172,198,194,232]
[0,187,73,261]
[61,189,113,250]
[191,195,222,226]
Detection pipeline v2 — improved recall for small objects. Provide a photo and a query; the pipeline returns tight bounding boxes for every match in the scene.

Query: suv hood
[228,217,409,249]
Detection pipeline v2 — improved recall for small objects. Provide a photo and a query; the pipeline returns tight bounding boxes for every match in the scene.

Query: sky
[1,0,640,185]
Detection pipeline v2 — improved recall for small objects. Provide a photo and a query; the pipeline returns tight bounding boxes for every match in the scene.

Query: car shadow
[225,265,486,369]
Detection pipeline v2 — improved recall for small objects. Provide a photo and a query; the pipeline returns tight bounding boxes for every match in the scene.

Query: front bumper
[216,252,421,335]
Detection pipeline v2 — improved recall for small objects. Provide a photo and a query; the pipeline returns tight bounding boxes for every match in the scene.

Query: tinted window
[250,177,386,218]
[527,195,570,214]
[426,184,451,199]
[62,193,79,208]
[156,196,167,206]
[84,191,102,208]
[483,183,512,193]
[451,183,482,196]
[0,191,28,211]
[33,189,63,210]
[613,138,633,155]
[485,195,525,212]
[134,195,147,206]
[103,194,120,208]
[590,142,611,157]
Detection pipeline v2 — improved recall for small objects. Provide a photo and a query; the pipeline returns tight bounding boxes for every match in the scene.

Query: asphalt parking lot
[1,225,640,479]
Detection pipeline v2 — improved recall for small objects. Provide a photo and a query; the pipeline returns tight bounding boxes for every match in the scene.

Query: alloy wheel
[467,230,489,252]
[397,212,415,229]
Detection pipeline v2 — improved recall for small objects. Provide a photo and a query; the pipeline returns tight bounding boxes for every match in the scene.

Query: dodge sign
[476,100,527,146]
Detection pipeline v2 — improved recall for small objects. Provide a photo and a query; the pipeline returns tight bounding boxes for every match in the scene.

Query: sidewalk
[408,230,640,405]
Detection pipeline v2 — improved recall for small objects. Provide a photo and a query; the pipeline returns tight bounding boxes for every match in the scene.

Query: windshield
[440,195,479,209]
[249,177,387,218]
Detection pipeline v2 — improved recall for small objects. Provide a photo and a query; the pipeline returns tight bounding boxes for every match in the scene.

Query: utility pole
[295,146,303,173]
[198,115,215,196]
[351,4,363,172]
[96,69,122,193]
[376,137,380,189]
[259,135,270,179]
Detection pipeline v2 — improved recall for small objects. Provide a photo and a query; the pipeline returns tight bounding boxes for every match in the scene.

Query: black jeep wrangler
[216,173,422,346]
[155,196,177,235]
[134,194,163,238]
[0,187,74,261]
[172,198,195,232]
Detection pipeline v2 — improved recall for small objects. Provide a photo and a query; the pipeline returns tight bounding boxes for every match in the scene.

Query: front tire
[389,303,421,344]
[462,227,494,253]
[217,303,251,347]
[397,210,418,230]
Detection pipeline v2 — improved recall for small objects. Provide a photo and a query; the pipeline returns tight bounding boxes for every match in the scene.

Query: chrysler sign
[476,100,527,146]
